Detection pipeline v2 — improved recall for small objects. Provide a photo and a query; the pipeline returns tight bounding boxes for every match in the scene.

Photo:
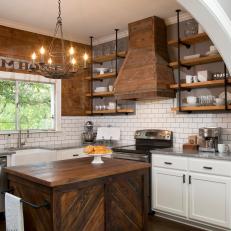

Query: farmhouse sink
[14,148,49,155]
[9,148,57,166]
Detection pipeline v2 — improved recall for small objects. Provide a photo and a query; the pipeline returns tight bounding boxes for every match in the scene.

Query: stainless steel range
[112,129,173,163]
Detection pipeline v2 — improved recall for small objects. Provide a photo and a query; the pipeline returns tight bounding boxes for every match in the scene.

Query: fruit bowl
[87,153,111,164]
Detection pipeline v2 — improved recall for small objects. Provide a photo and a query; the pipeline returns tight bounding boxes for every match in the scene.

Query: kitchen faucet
[17,115,30,148]
[17,129,29,148]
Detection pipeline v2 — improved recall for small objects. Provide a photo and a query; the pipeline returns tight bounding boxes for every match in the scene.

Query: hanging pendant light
[30,0,89,79]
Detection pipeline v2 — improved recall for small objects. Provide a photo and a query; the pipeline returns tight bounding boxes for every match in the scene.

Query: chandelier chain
[58,0,62,19]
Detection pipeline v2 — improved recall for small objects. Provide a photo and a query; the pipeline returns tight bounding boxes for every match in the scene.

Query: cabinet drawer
[57,148,86,160]
[152,154,187,170]
[189,158,231,177]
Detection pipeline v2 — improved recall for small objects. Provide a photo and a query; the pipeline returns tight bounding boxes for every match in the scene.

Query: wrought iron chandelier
[30,0,88,79]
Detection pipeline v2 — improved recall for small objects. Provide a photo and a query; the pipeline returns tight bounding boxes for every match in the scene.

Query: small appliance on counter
[81,121,97,145]
[198,127,221,152]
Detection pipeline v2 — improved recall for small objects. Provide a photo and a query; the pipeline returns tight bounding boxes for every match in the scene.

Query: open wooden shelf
[93,51,126,63]
[170,79,231,89]
[85,72,116,80]
[86,91,114,97]
[171,105,231,112]
[86,108,134,115]
[168,33,209,47]
[169,54,222,69]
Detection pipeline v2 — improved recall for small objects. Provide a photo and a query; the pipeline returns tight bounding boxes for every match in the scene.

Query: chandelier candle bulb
[83,53,88,68]
[71,58,76,72]
[39,46,45,64]
[48,58,52,66]
[31,52,37,65]
[69,47,75,61]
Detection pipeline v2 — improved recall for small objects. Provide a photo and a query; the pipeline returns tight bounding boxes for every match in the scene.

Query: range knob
[136,132,141,137]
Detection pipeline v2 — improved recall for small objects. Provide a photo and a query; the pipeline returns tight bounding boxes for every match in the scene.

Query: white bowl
[187,96,197,105]
[94,68,109,75]
[215,98,225,105]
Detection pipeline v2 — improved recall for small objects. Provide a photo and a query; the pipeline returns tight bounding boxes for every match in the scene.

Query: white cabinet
[57,148,88,160]
[189,173,231,228]
[152,168,187,217]
[152,154,231,229]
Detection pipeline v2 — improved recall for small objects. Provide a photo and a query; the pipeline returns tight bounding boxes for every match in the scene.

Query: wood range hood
[114,16,175,100]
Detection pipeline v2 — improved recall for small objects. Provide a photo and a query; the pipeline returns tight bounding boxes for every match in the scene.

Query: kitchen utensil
[188,135,197,145]
[218,144,229,153]
[94,68,109,75]
[108,85,114,92]
[210,45,218,53]
[214,98,225,105]
[199,95,215,106]
[183,54,200,60]
[82,121,96,144]
[206,50,219,56]
[193,75,198,82]
[187,96,197,105]
[94,87,108,93]
[108,102,116,110]
[186,75,193,84]
[184,20,198,37]
[219,91,231,104]
[198,24,204,33]
[199,127,221,152]
[197,70,211,82]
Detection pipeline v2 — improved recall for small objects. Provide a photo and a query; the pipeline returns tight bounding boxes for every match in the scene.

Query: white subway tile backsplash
[1,99,231,149]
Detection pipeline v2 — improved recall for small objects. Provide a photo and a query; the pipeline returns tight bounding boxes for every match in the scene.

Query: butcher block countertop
[4,157,150,187]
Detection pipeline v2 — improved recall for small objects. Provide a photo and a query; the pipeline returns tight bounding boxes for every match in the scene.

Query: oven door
[112,152,150,162]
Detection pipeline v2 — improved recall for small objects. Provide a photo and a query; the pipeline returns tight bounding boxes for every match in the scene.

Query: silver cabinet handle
[183,174,186,183]
[203,166,213,170]
[189,175,192,184]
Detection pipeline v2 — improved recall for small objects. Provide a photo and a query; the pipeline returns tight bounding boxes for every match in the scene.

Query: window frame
[0,71,61,133]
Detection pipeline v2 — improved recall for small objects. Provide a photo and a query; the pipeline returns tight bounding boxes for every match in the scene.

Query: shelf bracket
[181,64,191,70]
[180,41,191,49]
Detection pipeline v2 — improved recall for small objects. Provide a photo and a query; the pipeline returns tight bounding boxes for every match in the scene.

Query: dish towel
[5,193,24,231]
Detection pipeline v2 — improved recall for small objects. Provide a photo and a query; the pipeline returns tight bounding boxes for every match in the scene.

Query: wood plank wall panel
[58,184,105,231]
[0,25,91,115]
[108,174,147,231]
[9,178,52,231]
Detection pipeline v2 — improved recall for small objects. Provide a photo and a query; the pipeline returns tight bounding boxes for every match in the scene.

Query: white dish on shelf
[183,54,200,60]
[206,50,219,56]
[94,68,109,75]
[94,87,108,93]
[219,91,231,104]
[186,103,198,106]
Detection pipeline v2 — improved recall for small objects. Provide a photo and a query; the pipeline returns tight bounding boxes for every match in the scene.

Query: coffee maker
[82,121,96,145]
[198,127,221,152]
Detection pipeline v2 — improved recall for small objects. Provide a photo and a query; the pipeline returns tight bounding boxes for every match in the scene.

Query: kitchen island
[4,157,150,231]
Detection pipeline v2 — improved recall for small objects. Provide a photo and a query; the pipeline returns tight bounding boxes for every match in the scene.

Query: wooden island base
[5,158,150,231]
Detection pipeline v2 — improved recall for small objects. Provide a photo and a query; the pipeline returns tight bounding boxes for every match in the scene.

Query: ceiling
[0,0,184,44]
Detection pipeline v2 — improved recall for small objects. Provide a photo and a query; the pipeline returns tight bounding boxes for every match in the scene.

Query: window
[0,72,61,132]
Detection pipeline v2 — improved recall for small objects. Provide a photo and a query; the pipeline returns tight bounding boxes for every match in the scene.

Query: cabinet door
[57,148,88,160]
[152,167,187,217]
[189,173,231,228]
